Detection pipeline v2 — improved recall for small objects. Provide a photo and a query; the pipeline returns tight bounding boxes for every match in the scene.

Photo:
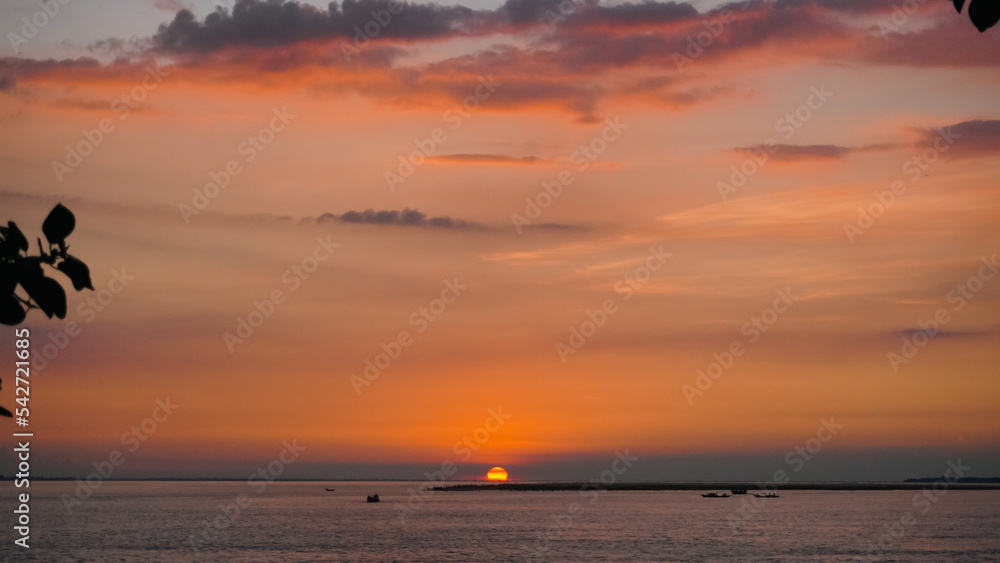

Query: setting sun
[486,467,509,481]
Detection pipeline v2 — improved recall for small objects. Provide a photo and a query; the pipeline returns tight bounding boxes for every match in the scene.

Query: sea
[1,481,998,562]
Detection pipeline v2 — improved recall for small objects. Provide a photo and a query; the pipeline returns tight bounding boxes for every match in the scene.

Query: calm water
[1,481,998,562]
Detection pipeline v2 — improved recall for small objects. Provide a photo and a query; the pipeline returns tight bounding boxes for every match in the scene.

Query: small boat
[366,493,380,503]
[753,493,779,498]
[325,488,336,492]
[701,492,730,498]
[731,489,748,495]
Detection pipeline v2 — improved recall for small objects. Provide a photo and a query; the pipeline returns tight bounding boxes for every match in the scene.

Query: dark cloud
[808,0,902,15]
[151,0,700,54]
[315,208,481,229]
[570,0,697,26]
[499,0,583,25]
[920,120,1000,158]
[0,57,101,91]
[86,37,153,59]
[498,0,696,28]
[153,0,483,52]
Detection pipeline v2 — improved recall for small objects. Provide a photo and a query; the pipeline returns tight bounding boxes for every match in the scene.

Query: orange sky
[0,0,998,480]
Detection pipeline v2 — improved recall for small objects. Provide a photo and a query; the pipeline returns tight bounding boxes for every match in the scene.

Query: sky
[0,0,998,482]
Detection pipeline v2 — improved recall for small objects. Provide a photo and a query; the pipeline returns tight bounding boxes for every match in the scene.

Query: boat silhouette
[701,492,730,498]
[366,493,380,503]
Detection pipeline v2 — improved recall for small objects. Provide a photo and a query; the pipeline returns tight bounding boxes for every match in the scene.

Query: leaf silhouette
[953,0,965,12]
[0,405,11,418]
[57,254,94,290]
[0,261,17,295]
[24,277,67,319]
[17,257,44,281]
[6,222,28,251]
[0,295,27,326]
[0,223,28,260]
[969,0,1000,31]
[42,204,76,246]
[17,260,67,319]
[0,239,19,260]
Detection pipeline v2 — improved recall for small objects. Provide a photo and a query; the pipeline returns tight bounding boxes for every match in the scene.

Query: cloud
[427,153,545,166]
[86,37,153,58]
[153,0,485,53]
[569,0,697,26]
[8,0,999,123]
[538,0,1000,72]
[499,0,582,25]
[26,0,997,74]
[150,0,701,54]
[153,0,193,12]
[735,121,1000,165]
[501,0,697,28]
[734,143,898,162]
[920,120,1000,159]
[893,327,999,340]
[859,9,1000,68]
[525,222,583,231]
[314,208,482,229]
[0,57,101,91]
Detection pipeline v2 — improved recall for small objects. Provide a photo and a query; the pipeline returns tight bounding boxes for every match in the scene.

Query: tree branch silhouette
[1,204,93,417]
[953,0,1000,32]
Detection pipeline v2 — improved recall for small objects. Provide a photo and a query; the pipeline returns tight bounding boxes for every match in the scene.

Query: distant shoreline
[432,480,1000,492]
[0,478,430,482]
[3,478,998,489]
